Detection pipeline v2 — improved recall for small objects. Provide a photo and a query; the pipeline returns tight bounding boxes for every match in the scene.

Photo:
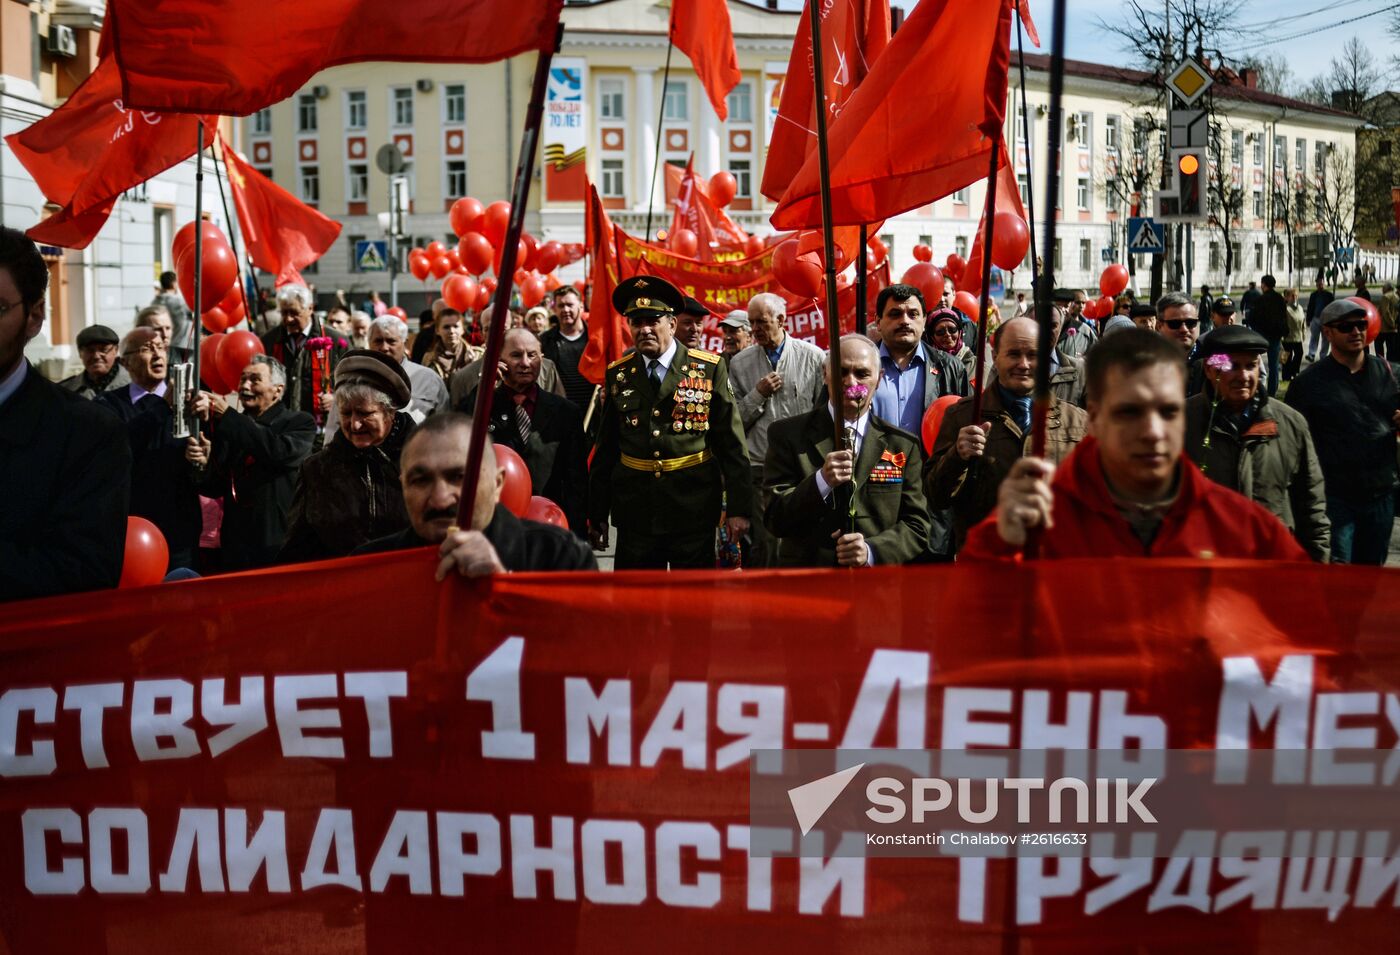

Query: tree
[1267,153,1310,286]
[1313,145,1356,281]
[1238,53,1292,95]
[1205,120,1246,290]
[1325,36,1382,116]
[1292,75,1332,108]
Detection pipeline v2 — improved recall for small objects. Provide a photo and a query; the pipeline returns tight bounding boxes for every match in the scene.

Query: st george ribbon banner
[0,554,1397,952]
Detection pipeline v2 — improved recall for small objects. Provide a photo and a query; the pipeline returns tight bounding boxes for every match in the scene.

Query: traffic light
[1173,148,1205,218]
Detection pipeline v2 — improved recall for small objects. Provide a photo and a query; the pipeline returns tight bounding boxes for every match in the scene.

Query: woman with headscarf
[927,307,976,381]
[279,350,417,561]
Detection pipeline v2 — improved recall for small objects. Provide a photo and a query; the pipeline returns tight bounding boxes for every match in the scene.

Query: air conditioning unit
[46,25,77,58]
[415,79,434,93]
[312,85,330,100]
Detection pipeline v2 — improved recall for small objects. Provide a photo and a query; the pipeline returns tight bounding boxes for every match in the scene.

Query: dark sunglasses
[1164,319,1199,330]
[1329,320,1368,333]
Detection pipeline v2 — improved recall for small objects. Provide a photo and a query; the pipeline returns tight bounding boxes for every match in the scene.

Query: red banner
[0,556,1396,952]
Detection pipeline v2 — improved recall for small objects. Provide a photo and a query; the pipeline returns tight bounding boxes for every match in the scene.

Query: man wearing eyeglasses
[1155,291,1205,397]
[59,324,129,399]
[1285,299,1400,565]
[0,227,130,601]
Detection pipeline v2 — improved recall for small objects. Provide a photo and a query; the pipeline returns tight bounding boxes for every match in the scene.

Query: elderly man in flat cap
[588,275,753,569]
[60,324,129,399]
[719,310,751,362]
[1186,325,1329,562]
[279,349,417,561]
[676,295,711,351]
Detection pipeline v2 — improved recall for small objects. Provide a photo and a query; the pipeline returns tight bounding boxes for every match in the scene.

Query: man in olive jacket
[926,317,1089,549]
[1185,326,1330,561]
[764,335,930,566]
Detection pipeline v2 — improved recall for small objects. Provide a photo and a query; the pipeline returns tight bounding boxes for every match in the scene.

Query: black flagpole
[190,119,205,429]
[807,0,846,455]
[855,223,868,329]
[211,133,256,331]
[969,137,1001,421]
[456,24,563,529]
[1015,1,1040,291]
[643,39,676,242]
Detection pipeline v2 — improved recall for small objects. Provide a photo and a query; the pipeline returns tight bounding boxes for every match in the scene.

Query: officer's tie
[648,359,662,389]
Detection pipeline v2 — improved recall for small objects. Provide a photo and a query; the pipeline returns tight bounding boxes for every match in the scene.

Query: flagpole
[1015,1,1039,291]
[806,0,847,456]
[969,138,1001,422]
[856,223,868,328]
[211,132,256,332]
[1027,0,1068,560]
[190,119,205,434]
[456,24,563,529]
[643,39,676,242]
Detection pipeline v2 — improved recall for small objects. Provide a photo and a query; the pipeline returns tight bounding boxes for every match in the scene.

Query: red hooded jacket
[962,435,1309,561]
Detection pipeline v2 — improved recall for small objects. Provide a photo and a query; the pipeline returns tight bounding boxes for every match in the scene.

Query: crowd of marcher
[3,224,1397,602]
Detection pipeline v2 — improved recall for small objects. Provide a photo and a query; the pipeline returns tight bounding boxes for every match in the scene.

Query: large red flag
[959,145,1027,299]
[669,0,741,121]
[666,162,749,251]
[578,181,629,386]
[770,0,1013,229]
[759,0,891,203]
[669,157,720,261]
[222,137,341,288]
[107,0,563,114]
[6,56,213,249]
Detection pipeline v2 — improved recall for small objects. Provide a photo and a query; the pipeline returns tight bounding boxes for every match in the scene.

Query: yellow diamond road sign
[1167,60,1213,106]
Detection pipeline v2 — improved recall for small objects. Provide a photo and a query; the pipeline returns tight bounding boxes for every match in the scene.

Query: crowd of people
[3,223,1397,602]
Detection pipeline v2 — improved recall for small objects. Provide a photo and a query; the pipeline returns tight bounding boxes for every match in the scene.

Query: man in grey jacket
[1184,326,1330,561]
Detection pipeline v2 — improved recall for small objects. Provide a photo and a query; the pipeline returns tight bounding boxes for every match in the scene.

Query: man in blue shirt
[871,283,970,435]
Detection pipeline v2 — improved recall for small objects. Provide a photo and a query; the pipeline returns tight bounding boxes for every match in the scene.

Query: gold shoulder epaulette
[607,354,633,370]
[688,348,721,364]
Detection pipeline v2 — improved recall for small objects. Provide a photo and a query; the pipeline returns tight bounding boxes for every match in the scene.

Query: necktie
[513,393,531,444]
[648,359,662,388]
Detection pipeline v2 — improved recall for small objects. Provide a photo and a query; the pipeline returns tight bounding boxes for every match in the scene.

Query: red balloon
[430,255,452,280]
[216,283,244,316]
[119,516,169,587]
[171,221,226,272]
[565,242,586,264]
[446,249,462,271]
[900,263,946,309]
[1082,298,1099,320]
[708,171,737,208]
[572,279,587,294]
[474,284,493,311]
[1095,295,1116,320]
[912,244,933,263]
[216,330,264,388]
[744,235,765,258]
[772,239,822,298]
[952,290,979,319]
[449,197,485,238]
[388,306,408,320]
[482,201,512,247]
[199,333,231,393]
[524,495,567,528]
[442,273,480,313]
[494,238,529,277]
[201,306,231,334]
[1099,263,1130,298]
[493,444,532,517]
[520,276,547,309]
[409,251,432,281]
[512,268,529,287]
[945,254,967,281]
[224,300,247,329]
[480,277,498,296]
[520,233,538,272]
[458,233,493,275]
[1346,296,1382,344]
[178,235,238,313]
[920,394,962,456]
[991,212,1031,270]
[426,240,447,259]
[867,235,888,266]
[671,228,699,258]
[534,240,563,275]
[543,273,562,292]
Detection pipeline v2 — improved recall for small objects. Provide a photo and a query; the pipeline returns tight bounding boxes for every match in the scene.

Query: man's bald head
[992,316,1040,396]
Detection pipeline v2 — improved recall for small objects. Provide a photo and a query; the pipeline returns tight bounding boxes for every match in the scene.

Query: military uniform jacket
[763,407,931,567]
[589,344,753,534]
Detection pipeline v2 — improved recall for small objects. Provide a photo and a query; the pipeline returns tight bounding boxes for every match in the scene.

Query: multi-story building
[4,0,236,371]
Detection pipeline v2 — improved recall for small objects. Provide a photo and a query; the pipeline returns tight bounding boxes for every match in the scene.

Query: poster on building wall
[544,56,587,202]
[764,61,787,146]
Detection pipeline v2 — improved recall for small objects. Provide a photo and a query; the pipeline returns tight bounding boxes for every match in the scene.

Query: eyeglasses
[1329,320,1368,333]
[1163,319,1199,330]
[124,342,167,357]
[932,326,960,337]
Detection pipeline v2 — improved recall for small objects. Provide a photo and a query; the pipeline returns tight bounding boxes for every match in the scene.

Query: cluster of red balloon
[408,197,584,313]
[491,444,568,527]
[198,329,265,394]
[1084,264,1131,321]
[172,222,245,333]
[771,229,889,300]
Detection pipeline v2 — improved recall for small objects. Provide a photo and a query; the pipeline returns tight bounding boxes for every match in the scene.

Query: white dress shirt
[128,379,168,402]
[814,405,876,566]
[644,337,680,383]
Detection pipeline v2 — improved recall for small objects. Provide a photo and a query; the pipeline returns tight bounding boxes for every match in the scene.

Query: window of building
[1295,139,1305,171]
[252,109,271,136]
[1106,188,1120,213]
[1015,102,1027,142]
[348,163,368,202]
[1273,135,1286,169]
[599,78,625,120]
[953,188,969,204]
[729,159,752,198]
[1380,140,1394,157]
[1053,239,1062,272]
[392,87,413,127]
[446,160,467,199]
[1231,130,1242,164]
[348,234,366,273]
[918,233,932,248]
[297,95,317,133]
[1209,242,1220,270]
[1017,175,1030,207]
[1105,115,1120,151]
[444,84,466,125]
[601,159,626,199]
[1296,188,1308,214]
[1254,243,1263,270]
[727,82,752,123]
[663,81,688,122]
[881,234,895,256]
[1079,238,1092,271]
[1071,111,1091,146]
[1252,134,1263,165]
[1231,241,1242,269]
[1252,190,1264,218]
[954,236,968,258]
[346,90,367,130]
[1315,141,1328,170]
[300,165,319,204]
[254,166,273,182]
[1077,178,1090,210]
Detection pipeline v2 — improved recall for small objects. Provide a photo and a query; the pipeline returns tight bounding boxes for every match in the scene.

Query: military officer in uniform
[588,276,754,569]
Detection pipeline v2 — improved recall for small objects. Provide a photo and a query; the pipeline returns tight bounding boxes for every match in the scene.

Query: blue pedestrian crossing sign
[356,240,389,272]
[1127,217,1165,255]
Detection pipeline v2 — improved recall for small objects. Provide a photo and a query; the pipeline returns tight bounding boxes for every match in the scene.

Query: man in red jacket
[963,328,1307,561]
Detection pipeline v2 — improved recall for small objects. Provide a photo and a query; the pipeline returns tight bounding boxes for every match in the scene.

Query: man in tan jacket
[925,316,1089,549]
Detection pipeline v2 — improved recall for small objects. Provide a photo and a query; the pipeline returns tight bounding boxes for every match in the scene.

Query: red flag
[770,0,1013,229]
[669,157,719,261]
[6,56,213,249]
[959,145,1027,299]
[1016,0,1041,48]
[107,0,563,114]
[222,137,341,288]
[665,163,749,250]
[759,0,891,203]
[578,181,629,386]
[669,0,741,121]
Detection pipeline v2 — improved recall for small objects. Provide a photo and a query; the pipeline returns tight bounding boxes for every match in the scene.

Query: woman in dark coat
[279,351,416,562]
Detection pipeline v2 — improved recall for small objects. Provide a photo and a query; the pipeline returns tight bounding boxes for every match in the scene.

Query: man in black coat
[260,283,348,431]
[189,354,316,570]
[353,412,596,573]
[0,228,130,601]
[464,328,587,534]
[96,326,203,572]
[1246,274,1289,397]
